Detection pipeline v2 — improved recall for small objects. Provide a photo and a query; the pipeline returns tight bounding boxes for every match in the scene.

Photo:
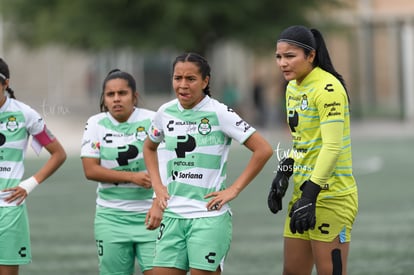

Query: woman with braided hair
[271,26,358,275]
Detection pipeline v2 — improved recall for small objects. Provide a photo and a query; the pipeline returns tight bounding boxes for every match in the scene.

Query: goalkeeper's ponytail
[310,29,348,95]
[277,25,350,104]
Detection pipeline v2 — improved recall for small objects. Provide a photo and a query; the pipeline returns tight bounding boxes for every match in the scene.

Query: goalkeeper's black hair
[0,58,16,99]
[277,25,350,104]
[99,69,138,112]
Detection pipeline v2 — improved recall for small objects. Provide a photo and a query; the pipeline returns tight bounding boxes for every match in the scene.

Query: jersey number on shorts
[96,240,104,256]
[157,223,165,240]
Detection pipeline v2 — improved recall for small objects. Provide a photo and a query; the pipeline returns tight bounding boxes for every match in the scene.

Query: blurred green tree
[1,0,344,54]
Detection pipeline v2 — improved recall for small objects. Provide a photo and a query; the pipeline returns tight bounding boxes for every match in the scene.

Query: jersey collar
[297,67,322,87]
[177,95,210,112]
[106,107,138,125]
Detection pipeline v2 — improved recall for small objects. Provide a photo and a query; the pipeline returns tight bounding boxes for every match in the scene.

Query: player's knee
[331,248,342,275]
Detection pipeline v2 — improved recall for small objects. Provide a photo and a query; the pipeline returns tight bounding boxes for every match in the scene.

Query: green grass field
[19,136,414,275]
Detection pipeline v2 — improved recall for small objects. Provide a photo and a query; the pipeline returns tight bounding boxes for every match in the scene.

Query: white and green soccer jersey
[0,97,45,191]
[81,108,155,214]
[148,96,256,219]
[285,67,357,197]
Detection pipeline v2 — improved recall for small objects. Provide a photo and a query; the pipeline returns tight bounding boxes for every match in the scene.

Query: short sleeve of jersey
[314,80,347,124]
[80,115,101,158]
[24,105,45,136]
[216,102,256,144]
[147,108,165,143]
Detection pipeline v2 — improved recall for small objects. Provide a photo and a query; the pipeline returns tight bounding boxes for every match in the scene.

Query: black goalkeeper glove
[267,157,294,214]
[289,180,321,234]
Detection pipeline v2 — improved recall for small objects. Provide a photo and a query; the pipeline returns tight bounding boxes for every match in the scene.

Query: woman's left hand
[204,187,238,211]
[2,187,28,206]
[145,198,164,230]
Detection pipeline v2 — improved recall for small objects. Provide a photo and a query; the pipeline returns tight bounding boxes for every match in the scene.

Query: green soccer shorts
[153,212,232,272]
[0,205,31,265]
[94,211,157,275]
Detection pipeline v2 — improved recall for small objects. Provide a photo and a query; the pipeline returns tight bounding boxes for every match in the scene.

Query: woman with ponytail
[81,69,163,275]
[0,58,66,275]
[269,26,358,275]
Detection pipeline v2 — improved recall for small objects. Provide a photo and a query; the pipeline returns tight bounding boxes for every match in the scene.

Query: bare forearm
[83,164,136,183]
[143,146,163,189]
[231,147,273,194]
[33,140,66,183]
[231,132,273,194]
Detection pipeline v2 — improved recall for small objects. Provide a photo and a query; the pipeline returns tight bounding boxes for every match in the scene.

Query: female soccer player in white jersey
[81,69,163,275]
[143,52,273,275]
[0,58,66,275]
[271,25,358,275]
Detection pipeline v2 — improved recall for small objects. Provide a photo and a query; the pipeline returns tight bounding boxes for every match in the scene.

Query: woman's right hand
[145,198,164,230]
[131,172,152,189]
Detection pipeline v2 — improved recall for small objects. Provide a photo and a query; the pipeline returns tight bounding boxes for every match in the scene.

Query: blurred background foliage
[2,0,345,54]
[1,0,412,123]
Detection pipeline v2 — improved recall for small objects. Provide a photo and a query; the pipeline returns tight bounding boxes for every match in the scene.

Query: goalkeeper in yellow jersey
[269,25,358,275]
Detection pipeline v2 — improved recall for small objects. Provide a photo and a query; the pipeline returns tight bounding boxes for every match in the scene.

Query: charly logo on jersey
[300,94,308,110]
[167,120,174,131]
[198,117,211,135]
[18,247,27,257]
[135,126,147,141]
[205,252,217,264]
[6,116,19,132]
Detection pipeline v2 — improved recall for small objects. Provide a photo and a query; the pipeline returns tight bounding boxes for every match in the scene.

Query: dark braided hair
[172,52,211,96]
[99,69,137,112]
[0,58,16,99]
[277,26,349,102]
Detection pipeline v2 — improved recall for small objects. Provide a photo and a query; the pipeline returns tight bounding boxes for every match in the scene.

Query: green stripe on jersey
[98,117,152,134]
[168,181,218,202]
[164,107,220,126]
[99,186,153,201]
[167,153,222,172]
[1,148,24,162]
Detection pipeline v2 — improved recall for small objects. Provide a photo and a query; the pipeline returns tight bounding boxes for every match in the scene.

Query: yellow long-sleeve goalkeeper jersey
[286,67,357,197]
